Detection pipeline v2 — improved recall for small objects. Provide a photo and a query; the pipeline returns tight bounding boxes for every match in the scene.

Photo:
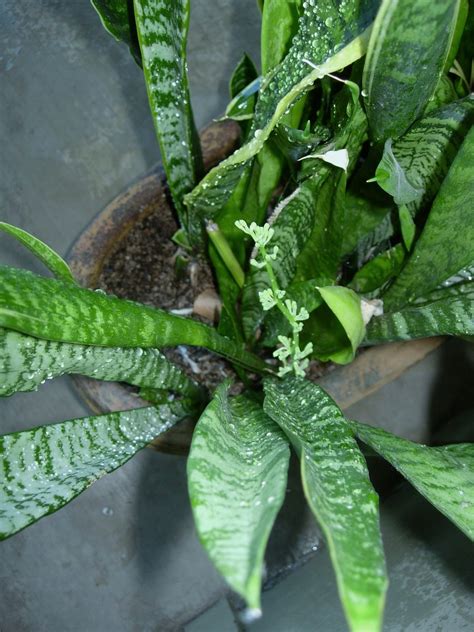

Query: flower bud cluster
[235,220,313,377]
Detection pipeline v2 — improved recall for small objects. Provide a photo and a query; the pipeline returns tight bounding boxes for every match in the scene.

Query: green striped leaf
[439,263,474,288]
[264,379,387,632]
[384,124,474,309]
[350,421,474,540]
[363,0,462,142]
[345,95,474,258]
[188,384,290,610]
[374,96,474,213]
[412,279,474,305]
[0,401,191,539]
[0,222,75,284]
[0,328,204,400]
[365,294,474,343]
[374,140,423,206]
[441,442,474,469]
[0,266,269,375]
[341,182,394,258]
[184,0,377,223]
[92,0,141,64]
[348,244,405,295]
[294,169,348,282]
[133,0,203,237]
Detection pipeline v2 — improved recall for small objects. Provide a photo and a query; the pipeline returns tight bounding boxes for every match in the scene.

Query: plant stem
[206,220,245,288]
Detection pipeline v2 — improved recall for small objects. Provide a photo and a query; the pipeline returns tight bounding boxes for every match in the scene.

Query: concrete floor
[0,1,473,630]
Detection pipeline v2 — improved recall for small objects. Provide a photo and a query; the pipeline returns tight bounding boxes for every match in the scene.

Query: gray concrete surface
[0,2,473,631]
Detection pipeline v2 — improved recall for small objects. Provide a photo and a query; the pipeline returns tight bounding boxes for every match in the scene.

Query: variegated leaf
[264,378,387,632]
[374,95,474,214]
[0,266,269,375]
[384,124,474,309]
[133,0,203,237]
[0,328,204,400]
[350,420,474,540]
[188,384,290,610]
[0,401,191,539]
[363,0,462,141]
[365,294,474,343]
[344,95,474,258]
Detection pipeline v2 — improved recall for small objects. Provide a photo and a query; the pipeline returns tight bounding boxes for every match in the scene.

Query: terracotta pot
[67,119,443,455]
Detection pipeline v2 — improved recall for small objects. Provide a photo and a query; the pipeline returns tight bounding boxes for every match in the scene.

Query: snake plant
[1,1,473,630]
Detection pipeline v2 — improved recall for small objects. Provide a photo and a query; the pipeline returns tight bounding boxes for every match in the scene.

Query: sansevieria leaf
[0,328,204,400]
[133,0,203,237]
[260,0,302,75]
[344,95,474,258]
[188,383,290,610]
[0,222,75,284]
[0,401,192,539]
[364,294,474,343]
[92,0,141,64]
[373,96,474,213]
[185,0,377,222]
[363,0,462,141]
[384,125,474,309]
[0,266,269,375]
[351,421,474,540]
[264,379,387,632]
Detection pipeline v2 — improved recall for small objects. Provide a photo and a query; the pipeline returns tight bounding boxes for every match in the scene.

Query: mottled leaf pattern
[185,0,377,221]
[351,421,474,540]
[188,384,290,609]
[0,222,75,284]
[363,0,462,141]
[0,328,203,400]
[345,95,474,258]
[374,140,422,206]
[0,401,191,539]
[376,96,474,214]
[133,0,202,236]
[264,378,387,632]
[0,266,269,374]
[384,124,474,309]
[365,294,474,343]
